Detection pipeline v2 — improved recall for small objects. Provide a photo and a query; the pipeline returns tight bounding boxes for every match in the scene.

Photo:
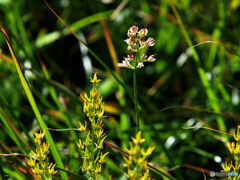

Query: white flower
[118,55,134,69]
[118,61,134,69]
[146,37,155,46]
[127,45,133,51]
[127,25,138,38]
[119,24,157,69]
[146,54,156,62]
[137,62,144,68]
[138,27,148,38]
[140,54,147,62]
[139,38,147,49]
[124,38,135,46]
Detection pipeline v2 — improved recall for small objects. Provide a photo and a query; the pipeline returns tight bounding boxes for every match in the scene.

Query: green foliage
[0,0,240,179]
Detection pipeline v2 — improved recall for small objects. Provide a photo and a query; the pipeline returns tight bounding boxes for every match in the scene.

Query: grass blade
[0,26,68,180]
[0,157,6,180]
[35,10,113,48]
[0,109,26,154]
[101,20,120,74]
[168,0,227,135]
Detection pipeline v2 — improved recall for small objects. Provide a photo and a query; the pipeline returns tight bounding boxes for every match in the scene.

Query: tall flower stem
[133,65,139,131]
[118,24,156,131]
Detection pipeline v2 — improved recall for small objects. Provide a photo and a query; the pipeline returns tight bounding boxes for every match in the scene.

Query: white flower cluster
[118,24,156,69]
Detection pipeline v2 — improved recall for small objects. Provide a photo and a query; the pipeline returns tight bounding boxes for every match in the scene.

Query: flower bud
[140,54,147,62]
[127,25,138,38]
[137,62,144,68]
[146,37,155,46]
[138,27,148,38]
[139,38,147,49]
[147,54,156,62]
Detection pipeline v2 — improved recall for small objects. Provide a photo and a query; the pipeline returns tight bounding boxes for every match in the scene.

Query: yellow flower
[27,131,56,179]
[123,131,154,179]
[90,72,101,84]
[142,146,155,157]
[77,139,84,150]
[78,73,108,179]
[132,131,145,144]
[79,122,87,132]
[99,152,109,164]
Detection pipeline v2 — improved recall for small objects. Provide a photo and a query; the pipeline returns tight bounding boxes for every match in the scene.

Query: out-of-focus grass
[0,0,240,179]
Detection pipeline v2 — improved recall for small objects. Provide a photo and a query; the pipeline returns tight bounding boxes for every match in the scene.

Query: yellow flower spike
[140,169,149,180]
[98,109,104,119]
[90,72,101,84]
[41,161,48,169]
[128,170,136,178]
[78,73,108,179]
[82,92,90,102]
[142,146,155,157]
[28,156,36,167]
[87,161,93,171]
[27,131,56,179]
[234,125,240,141]
[84,147,91,160]
[84,131,92,147]
[234,143,240,155]
[96,135,107,150]
[123,157,131,167]
[132,131,145,144]
[96,129,104,139]
[81,159,87,172]
[77,139,84,150]
[124,131,154,179]
[95,164,102,174]
[79,122,87,132]
[222,126,240,178]
[99,152,109,164]
[227,142,234,154]
[90,89,96,99]
[48,163,57,175]
[137,157,145,165]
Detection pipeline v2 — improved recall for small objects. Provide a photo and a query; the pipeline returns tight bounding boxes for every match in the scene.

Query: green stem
[133,65,140,131]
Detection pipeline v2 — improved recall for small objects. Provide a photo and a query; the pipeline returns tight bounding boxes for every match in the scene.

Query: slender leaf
[0,26,68,180]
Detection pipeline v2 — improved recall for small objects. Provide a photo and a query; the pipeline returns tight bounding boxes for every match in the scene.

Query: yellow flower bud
[79,122,87,132]
[90,72,101,84]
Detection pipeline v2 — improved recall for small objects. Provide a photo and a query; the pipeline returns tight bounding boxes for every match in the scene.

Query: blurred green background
[1,0,240,179]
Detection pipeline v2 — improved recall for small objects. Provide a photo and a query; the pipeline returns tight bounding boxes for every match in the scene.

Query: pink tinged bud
[146,37,155,46]
[139,39,147,49]
[137,62,144,68]
[123,57,130,63]
[127,46,133,51]
[124,38,131,45]
[127,29,131,38]
[140,54,147,62]
[118,57,134,69]
[130,24,138,33]
[125,38,136,46]
[127,25,138,38]
[138,27,148,38]
[147,54,156,62]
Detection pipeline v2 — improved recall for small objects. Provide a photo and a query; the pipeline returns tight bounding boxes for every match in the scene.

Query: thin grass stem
[133,65,139,131]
